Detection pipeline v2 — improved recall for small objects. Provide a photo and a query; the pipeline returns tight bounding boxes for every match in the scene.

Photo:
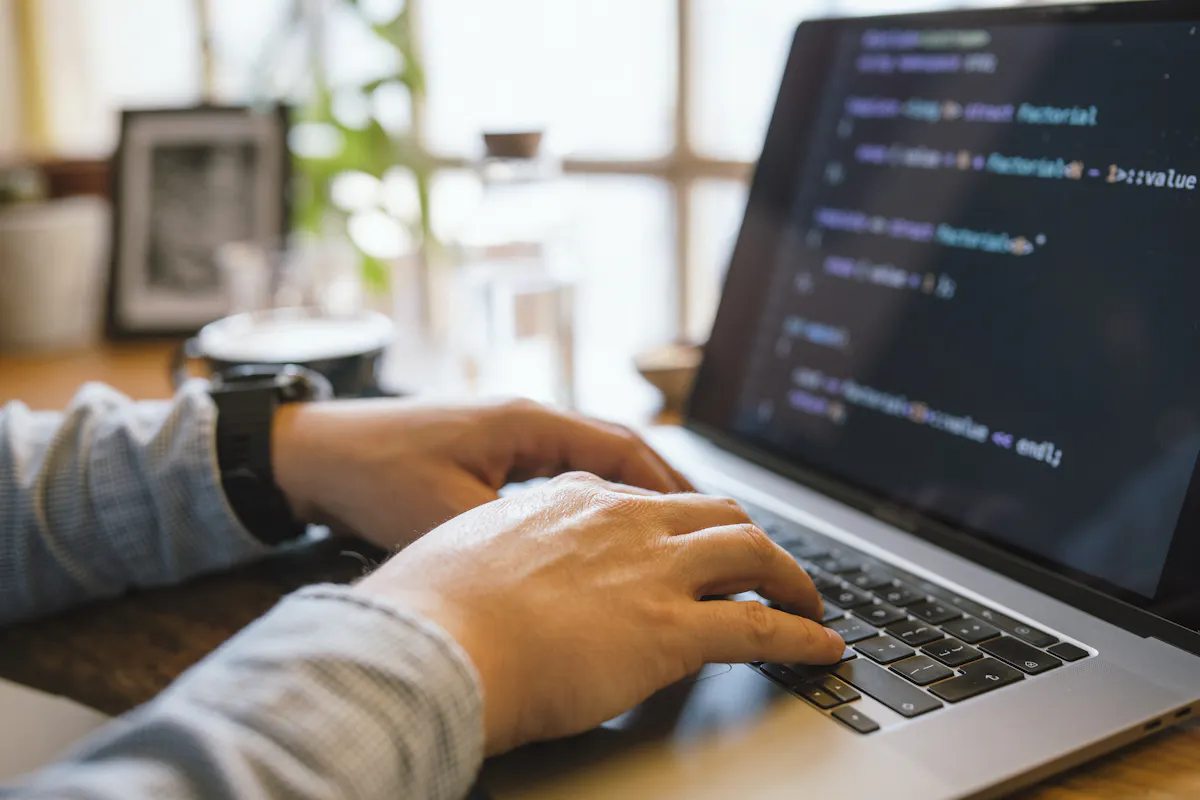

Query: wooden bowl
[483,131,544,160]
[634,343,704,414]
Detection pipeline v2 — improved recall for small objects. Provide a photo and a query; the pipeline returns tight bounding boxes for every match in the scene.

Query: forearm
[0,382,267,625]
[0,585,484,800]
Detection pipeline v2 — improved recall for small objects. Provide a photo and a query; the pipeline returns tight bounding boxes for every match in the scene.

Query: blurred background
[0,0,1038,422]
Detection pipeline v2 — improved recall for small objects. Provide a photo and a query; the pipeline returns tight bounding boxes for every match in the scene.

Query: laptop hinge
[872,504,919,534]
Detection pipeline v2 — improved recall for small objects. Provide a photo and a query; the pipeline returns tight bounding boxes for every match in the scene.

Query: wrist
[271,402,320,525]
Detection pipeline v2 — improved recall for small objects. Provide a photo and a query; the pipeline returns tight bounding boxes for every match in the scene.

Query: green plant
[0,165,47,207]
[256,0,432,293]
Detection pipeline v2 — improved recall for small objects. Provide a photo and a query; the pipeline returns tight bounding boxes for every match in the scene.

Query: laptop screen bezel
[686,0,1200,657]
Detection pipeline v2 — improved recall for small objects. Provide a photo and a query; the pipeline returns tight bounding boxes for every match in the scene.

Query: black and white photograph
[106,106,288,338]
[146,142,258,293]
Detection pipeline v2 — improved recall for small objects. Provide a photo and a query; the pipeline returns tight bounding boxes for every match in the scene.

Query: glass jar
[448,132,578,408]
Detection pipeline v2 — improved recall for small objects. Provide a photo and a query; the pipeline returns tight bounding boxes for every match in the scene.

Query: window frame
[408,0,757,341]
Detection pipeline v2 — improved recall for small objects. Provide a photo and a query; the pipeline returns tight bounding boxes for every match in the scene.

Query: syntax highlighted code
[815,208,1044,257]
[790,368,1065,469]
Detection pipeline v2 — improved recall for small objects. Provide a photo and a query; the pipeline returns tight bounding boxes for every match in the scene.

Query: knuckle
[709,495,749,521]
[735,524,777,566]
[553,470,600,486]
[743,601,779,649]
[795,620,822,653]
[547,471,604,500]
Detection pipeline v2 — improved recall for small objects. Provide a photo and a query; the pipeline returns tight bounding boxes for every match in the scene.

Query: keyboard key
[878,584,925,607]
[968,607,1059,648]
[823,585,874,609]
[890,655,955,686]
[815,555,866,574]
[833,659,943,717]
[822,603,847,623]
[1004,623,1059,649]
[785,539,830,561]
[787,645,857,683]
[845,570,894,591]
[929,658,1024,703]
[819,676,861,703]
[1047,642,1089,662]
[828,616,879,645]
[759,663,802,687]
[938,591,990,617]
[832,705,880,734]
[979,636,1063,675]
[807,570,841,592]
[908,600,962,625]
[798,682,842,709]
[899,581,1062,648]
[855,602,907,627]
[941,617,1001,645]
[761,521,796,542]
[922,638,983,667]
[911,580,993,619]
[855,635,916,664]
[887,618,944,647]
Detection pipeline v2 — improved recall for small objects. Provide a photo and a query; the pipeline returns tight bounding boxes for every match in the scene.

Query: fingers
[497,401,692,494]
[692,599,845,666]
[674,524,823,621]
[550,473,751,534]
[642,493,754,536]
[592,419,697,494]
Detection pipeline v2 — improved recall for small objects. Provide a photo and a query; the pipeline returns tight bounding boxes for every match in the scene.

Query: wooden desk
[0,340,178,409]
[1,343,1198,798]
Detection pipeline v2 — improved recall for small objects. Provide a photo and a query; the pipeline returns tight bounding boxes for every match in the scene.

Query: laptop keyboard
[742,504,1092,734]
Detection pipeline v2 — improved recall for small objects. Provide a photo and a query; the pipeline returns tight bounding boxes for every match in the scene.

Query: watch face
[212,365,333,401]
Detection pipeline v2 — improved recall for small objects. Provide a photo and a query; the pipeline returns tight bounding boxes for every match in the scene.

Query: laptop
[484,2,1200,797]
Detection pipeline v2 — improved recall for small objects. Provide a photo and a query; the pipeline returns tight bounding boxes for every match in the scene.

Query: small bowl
[634,342,704,415]
[483,131,544,160]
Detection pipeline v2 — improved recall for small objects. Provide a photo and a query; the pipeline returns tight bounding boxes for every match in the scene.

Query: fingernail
[825,627,844,647]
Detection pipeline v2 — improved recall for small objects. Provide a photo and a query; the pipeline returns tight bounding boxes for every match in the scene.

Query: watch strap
[212,378,310,546]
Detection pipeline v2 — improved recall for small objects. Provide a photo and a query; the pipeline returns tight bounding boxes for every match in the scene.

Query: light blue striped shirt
[0,383,484,799]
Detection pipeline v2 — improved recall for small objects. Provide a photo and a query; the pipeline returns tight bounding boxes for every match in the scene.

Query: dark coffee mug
[171,308,396,398]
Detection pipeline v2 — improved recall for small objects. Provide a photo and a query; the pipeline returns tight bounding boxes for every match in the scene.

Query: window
[420,0,677,160]
[16,0,1004,415]
[412,0,1002,341]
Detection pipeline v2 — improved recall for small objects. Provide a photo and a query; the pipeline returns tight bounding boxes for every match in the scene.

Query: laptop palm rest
[480,663,949,799]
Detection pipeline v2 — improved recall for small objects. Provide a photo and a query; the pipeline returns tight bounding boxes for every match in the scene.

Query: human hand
[270,398,691,551]
[355,472,844,755]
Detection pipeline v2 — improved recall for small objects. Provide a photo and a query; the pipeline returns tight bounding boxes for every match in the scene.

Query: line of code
[856,52,999,75]
[789,368,1064,469]
[845,96,1099,126]
[822,255,957,299]
[815,207,1045,256]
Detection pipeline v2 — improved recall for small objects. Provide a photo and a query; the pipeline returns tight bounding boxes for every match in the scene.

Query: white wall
[0,0,25,160]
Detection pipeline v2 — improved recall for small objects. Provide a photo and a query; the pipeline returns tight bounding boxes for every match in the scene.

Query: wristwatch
[209,365,333,546]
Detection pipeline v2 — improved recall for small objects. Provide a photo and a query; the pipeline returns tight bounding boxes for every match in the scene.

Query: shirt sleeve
[0,585,486,800]
[0,381,268,625]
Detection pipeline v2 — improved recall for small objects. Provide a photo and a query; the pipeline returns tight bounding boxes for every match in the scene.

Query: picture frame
[105,105,290,339]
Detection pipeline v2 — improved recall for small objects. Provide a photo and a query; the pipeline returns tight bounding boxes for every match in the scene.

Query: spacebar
[833,660,943,718]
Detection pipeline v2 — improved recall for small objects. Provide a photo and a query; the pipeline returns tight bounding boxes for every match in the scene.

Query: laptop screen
[690,3,1200,630]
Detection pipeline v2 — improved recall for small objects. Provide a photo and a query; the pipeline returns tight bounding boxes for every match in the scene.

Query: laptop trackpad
[480,664,796,796]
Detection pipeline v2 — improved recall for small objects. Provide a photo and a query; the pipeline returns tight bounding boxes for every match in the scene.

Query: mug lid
[197,308,395,364]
